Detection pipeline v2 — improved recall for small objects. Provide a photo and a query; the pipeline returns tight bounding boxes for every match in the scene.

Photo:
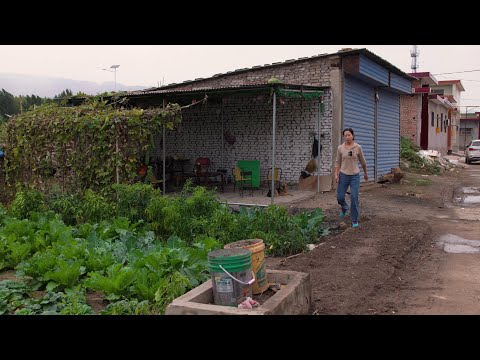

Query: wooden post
[115,135,119,184]
[163,99,166,195]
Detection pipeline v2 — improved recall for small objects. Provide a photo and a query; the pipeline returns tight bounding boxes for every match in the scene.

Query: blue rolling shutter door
[343,75,375,181]
[377,89,400,178]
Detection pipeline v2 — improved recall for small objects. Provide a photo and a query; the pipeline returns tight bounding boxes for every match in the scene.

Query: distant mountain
[0,73,148,98]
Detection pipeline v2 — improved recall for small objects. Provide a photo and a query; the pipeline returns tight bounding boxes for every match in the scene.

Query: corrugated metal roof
[123,83,327,97]
[67,83,328,104]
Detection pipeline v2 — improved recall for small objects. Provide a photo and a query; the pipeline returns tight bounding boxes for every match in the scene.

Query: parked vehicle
[465,140,480,164]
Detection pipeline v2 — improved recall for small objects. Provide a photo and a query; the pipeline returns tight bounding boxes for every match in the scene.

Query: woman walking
[335,128,368,228]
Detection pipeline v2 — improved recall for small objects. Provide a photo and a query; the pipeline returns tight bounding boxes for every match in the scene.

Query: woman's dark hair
[342,127,355,140]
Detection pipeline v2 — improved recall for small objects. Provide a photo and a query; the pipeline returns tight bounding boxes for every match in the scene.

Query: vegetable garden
[0,99,327,315]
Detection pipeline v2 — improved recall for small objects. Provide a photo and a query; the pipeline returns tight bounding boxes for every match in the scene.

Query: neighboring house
[400,72,456,155]
[431,80,464,152]
[459,112,480,149]
[91,48,413,189]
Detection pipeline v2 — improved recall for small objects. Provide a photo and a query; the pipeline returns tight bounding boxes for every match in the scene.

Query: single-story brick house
[400,72,462,155]
[459,112,480,149]
[86,48,414,191]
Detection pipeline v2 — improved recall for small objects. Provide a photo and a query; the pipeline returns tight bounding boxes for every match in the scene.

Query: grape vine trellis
[4,99,182,192]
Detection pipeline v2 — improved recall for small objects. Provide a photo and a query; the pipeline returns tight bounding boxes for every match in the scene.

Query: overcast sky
[2,45,480,109]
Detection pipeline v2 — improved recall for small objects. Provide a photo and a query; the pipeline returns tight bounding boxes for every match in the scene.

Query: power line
[458,105,480,113]
[434,69,480,75]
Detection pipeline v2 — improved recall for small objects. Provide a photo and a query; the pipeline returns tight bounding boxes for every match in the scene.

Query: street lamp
[102,64,120,91]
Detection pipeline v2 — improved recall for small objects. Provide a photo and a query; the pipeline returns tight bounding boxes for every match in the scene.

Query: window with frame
[460,128,472,136]
[431,112,434,126]
[441,114,443,132]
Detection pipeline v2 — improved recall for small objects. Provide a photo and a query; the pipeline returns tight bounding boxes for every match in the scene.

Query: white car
[465,140,480,164]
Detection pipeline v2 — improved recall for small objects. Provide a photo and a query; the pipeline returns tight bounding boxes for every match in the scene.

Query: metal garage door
[343,75,375,181]
[377,89,400,179]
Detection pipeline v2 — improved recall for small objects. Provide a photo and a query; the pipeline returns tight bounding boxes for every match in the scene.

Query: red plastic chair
[194,157,211,175]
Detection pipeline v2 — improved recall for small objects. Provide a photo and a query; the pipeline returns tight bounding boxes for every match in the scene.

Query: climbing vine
[4,99,182,192]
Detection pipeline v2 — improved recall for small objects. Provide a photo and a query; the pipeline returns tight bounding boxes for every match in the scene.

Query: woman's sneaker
[340,210,347,218]
[352,222,359,228]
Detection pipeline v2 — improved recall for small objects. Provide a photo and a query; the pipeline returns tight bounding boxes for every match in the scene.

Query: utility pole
[465,106,468,150]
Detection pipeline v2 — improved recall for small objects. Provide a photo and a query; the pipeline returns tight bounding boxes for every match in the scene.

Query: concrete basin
[165,270,311,315]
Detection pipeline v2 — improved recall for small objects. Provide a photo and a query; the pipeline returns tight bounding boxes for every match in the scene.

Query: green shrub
[400,137,441,175]
[76,189,115,224]
[46,190,82,226]
[146,181,224,243]
[9,186,46,219]
[111,183,161,223]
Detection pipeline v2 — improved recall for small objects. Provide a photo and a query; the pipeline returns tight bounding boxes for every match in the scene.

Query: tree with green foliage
[54,89,73,99]
[0,89,18,122]
[15,94,47,112]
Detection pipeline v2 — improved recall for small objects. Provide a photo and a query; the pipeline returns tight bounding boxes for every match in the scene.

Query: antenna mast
[410,45,420,72]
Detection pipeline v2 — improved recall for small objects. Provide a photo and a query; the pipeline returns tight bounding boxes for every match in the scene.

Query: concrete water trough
[165,270,311,315]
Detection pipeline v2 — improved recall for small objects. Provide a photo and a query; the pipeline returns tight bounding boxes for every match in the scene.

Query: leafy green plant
[46,190,82,226]
[0,280,32,315]
[44,259,86,291]
[9,186,46,219]
[100,299,154,315]
[237,206,306,256]
[0,215,66,271]
[84,248,116,274]
[59,287,94,315]
[17,251,59,280]
[15,225,85,284]
[146,181,230,243]
[111,183,161,223]
[76,189,115,224]
[84,264,137,301]
[127,236,218,303]
[154,271,190,313]
[0,280,90,315]
[292,208,326,241]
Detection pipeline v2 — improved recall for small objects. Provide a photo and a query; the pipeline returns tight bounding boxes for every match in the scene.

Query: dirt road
[267,156,480,314]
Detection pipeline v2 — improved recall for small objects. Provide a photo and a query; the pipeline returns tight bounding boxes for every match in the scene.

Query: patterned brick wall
[156,91,332,184]
[162,56,337,89]
[400,94,419,143]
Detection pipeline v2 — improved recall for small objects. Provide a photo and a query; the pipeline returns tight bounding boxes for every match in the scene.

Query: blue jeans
[337,172,360,223]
